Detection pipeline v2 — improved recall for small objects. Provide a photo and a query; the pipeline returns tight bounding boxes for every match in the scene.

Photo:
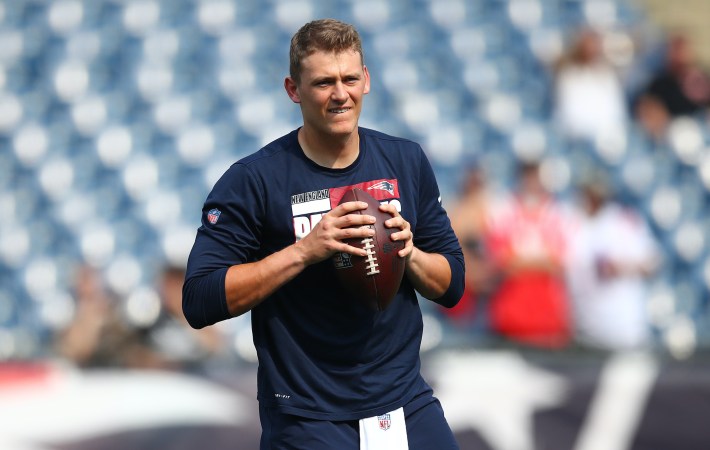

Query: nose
[331,81,348,102]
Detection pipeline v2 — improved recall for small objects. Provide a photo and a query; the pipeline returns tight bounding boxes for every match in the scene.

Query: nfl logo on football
[378,413,391,431]
[333,251,353,269]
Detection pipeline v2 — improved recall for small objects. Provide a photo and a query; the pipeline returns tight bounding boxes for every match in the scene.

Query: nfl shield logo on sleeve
[207,208,221,225]
[378,413,391,431]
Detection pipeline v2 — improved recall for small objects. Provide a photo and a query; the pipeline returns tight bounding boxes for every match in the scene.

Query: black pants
[259,396,459,450]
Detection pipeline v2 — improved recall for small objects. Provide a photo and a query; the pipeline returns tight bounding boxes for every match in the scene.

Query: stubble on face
[295,50,370,143]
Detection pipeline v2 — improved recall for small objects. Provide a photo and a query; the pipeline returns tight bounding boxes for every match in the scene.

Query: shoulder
[211,130,299,193]
[360,127,427,174]
[360,127,422,152]
[236,129,300,169]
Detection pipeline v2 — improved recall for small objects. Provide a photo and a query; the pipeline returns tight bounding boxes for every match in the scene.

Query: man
[183,19,464,449]
[635,34,710,140]
[566,169,660,351]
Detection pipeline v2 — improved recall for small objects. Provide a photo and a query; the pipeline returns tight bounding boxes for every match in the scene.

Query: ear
[362,65,371,95]
[284,77,301,103]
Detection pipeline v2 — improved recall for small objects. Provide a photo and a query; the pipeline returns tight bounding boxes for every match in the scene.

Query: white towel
[359,407,409,450]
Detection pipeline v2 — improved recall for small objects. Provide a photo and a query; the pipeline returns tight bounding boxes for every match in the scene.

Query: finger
[399,244,413,258]
[339,224,376,241]
[390,228,412,243]
[378,202,399,218]
[334,200,369,216]
[399,237,414,258]
[334,240,370,257]
[338,212,376,229]
[384,215,406,229]
[384,214,411,235]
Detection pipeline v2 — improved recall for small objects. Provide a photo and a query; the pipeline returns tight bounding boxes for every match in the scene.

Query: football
[332,188,405,311]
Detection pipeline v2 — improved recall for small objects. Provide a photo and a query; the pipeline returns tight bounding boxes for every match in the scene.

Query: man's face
[285,49,370,140]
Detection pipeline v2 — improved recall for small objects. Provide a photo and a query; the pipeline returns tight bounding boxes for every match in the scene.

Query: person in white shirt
[553,28,628,142]
[566,170,661,351]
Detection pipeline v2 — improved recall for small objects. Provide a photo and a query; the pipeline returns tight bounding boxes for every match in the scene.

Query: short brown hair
[289,19,365,83]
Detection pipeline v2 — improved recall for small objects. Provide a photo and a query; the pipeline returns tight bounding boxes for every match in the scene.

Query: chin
[318,126,354,140]
[331,119,359,134]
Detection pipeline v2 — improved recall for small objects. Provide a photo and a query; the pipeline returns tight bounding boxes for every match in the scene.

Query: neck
[298,127,360,169]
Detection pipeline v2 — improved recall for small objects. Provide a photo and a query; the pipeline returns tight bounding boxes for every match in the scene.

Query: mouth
[328,107,351,114]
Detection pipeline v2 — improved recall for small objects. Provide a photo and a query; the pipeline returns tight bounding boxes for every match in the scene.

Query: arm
[403,248,451,300]
[380,202,463,307]
[498,249,566,276]
[223,200,376,316]
[186,164,379,328]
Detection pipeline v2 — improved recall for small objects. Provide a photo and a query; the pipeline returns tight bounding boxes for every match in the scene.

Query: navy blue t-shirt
[183,127,464,421]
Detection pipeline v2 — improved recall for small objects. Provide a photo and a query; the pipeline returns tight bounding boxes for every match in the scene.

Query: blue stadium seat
[0,0,707,359]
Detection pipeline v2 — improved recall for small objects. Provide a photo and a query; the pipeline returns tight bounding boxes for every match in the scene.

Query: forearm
[504,255,564,276]
[184,200,376,328]
[405,247,452,300]
[225,243,309,317]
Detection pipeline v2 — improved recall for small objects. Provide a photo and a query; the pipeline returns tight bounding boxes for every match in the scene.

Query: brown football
[332,188,405,311]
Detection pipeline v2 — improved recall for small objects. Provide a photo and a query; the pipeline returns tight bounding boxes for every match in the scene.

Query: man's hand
[223,200,377,317]
[379,202,414,260]
[378,202,453,301]
[294,200,377,266]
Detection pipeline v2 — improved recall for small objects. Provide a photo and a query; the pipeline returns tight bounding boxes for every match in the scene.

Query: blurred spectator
[633,94,670,142]
[144,265,228,373]
[54,265,150,368]
[566,169,661,351]
[553,28,628,142]
[55,264,227,372]
[635,34,710,140]
[443,164,499,329]
[484,161,573,348]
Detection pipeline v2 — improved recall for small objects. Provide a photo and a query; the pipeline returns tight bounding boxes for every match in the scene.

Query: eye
[314,79,333,87]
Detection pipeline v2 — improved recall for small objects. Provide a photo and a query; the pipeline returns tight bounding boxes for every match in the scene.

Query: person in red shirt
[484,161,573,348]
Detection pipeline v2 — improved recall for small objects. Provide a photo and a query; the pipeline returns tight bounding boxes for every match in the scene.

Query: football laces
[361,237,380,276]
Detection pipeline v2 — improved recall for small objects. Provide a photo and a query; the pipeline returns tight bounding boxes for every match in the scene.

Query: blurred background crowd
[1,0,709,376]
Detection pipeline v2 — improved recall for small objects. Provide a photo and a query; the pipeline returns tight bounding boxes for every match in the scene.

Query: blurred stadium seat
[0,0,708,362]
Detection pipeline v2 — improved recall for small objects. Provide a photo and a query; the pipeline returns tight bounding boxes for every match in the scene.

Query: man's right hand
[293,200,377,266]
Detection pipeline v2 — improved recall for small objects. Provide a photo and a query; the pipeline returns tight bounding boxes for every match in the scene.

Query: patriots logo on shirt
[207,208,221,225]
[378,413,391,431]
[367,180,395,195]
